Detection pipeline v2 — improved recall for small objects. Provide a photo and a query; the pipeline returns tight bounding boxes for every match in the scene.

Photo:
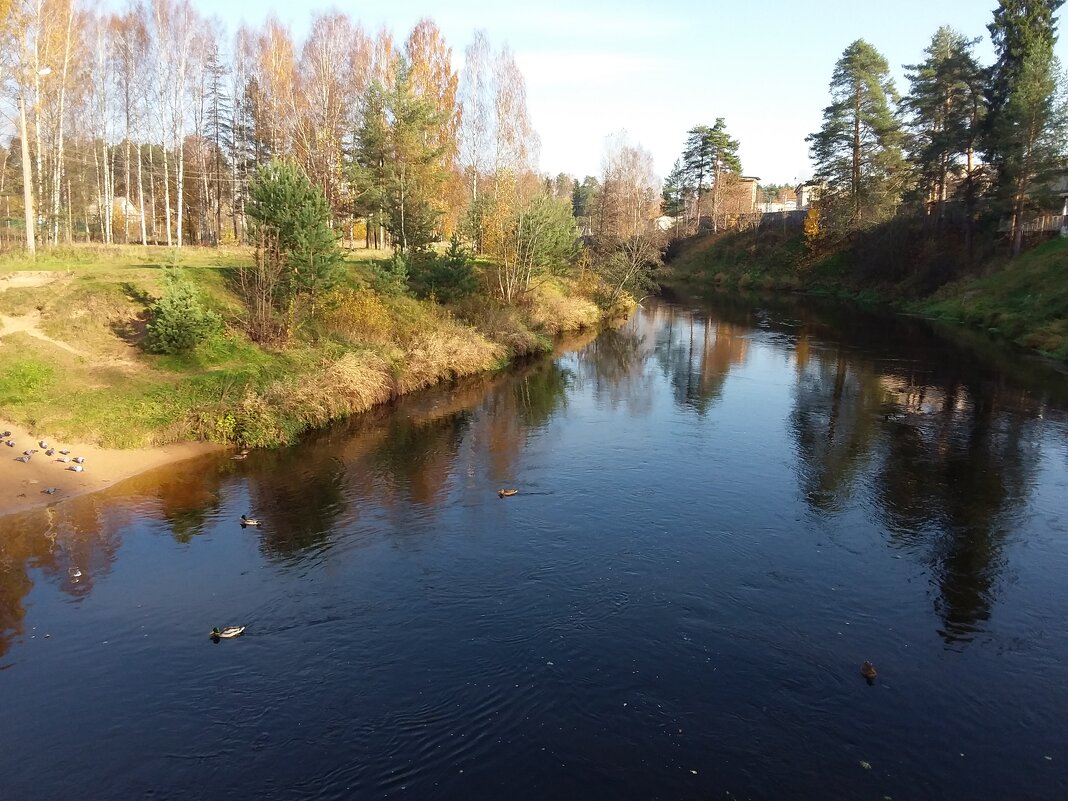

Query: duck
[498,488,519,497]
[68,567,82,578]
[210,626,245,640]
[240,514,261,527]
[68,464,84,472]
[861,661,877,684]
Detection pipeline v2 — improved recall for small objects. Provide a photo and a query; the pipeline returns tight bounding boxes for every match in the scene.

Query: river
[2,293,1067,801]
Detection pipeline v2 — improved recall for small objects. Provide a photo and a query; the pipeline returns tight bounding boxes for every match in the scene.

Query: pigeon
[73,456,85,465]
[5,440,14,447]
[0,430,10,438]
[55,456,69,463]
[41,487,58,495]
[45,448,54,456]
[68,464,84,472]
[23,450,35,456]
[16,455,30,463]
[59,449,70,455]
[38,440,48,449]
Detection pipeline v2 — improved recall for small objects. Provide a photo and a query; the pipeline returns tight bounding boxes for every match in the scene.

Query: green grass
[916,237,1068,359]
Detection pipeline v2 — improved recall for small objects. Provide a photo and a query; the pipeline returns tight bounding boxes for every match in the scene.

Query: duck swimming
[861,661,877,684]
[240,514,261,527]
[498,489,519,497]
[210,626,245,640]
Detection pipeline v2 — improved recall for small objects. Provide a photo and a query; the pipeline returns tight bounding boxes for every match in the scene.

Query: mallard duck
[210,626,245,639]
[498,488,519,497]
[230,451,249,461]
[861,661,877,683]
[240,514,261,527]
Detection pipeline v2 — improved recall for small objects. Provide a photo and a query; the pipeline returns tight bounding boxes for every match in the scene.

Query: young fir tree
[903,27,986,224]
[681,119,741,232]
[984,0,1068,255]
[807,40,905,230]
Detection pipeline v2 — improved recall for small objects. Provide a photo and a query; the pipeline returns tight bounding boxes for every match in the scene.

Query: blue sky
[192,0,1068,186]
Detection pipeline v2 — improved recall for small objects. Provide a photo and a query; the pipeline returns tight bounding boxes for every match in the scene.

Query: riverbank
[664,224,1068,362]
[0,419,221,515]
[0,244,621,515]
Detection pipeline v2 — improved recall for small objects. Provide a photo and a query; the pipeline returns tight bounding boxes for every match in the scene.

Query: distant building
[795,182,821,210]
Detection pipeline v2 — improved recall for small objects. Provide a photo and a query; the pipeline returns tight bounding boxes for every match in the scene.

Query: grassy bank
[0,245,610,448]
[664,225,1068,361]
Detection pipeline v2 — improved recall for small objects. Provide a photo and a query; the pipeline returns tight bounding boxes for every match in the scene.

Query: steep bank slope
[664,227,1068,361]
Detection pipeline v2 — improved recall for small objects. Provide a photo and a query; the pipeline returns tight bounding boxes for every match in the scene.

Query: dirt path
[0,271,86,355]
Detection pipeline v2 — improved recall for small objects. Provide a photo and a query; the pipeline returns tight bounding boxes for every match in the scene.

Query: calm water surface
[3,295,1068,800]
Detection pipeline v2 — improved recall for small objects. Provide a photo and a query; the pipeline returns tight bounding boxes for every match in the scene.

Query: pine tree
[984,0,1068,255]
[807,40,905,230]
[354,62,448,256]
[681,119,741,232]
[903,27,985,223]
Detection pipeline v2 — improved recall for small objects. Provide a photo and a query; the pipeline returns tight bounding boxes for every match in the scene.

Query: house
[795,182,821,210]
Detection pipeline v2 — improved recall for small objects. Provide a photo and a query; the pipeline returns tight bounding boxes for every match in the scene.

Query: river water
[2,294,1068,801]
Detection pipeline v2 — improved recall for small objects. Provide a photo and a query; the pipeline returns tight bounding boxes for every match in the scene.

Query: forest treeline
[0,0,663,300]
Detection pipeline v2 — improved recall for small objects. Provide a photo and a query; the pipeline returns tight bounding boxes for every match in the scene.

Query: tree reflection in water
[1,293,1066,660]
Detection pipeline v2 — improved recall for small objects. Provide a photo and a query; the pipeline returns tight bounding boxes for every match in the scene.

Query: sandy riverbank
[0,420,222,517]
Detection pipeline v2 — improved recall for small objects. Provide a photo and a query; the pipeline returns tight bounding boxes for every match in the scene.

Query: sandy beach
[0,420,221,517]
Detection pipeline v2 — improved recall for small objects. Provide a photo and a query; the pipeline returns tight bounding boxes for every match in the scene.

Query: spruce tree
[984,0,1068,255]
[807,40,905,229]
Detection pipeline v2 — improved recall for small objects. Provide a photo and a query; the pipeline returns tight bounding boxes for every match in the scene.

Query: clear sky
[188,0,1068,186]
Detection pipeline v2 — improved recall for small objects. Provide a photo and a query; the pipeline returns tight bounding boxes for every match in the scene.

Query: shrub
[144,269,220,354]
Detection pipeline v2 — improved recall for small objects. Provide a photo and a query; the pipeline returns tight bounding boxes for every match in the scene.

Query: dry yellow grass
[397,323,505,394]
[524,281,601,335]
